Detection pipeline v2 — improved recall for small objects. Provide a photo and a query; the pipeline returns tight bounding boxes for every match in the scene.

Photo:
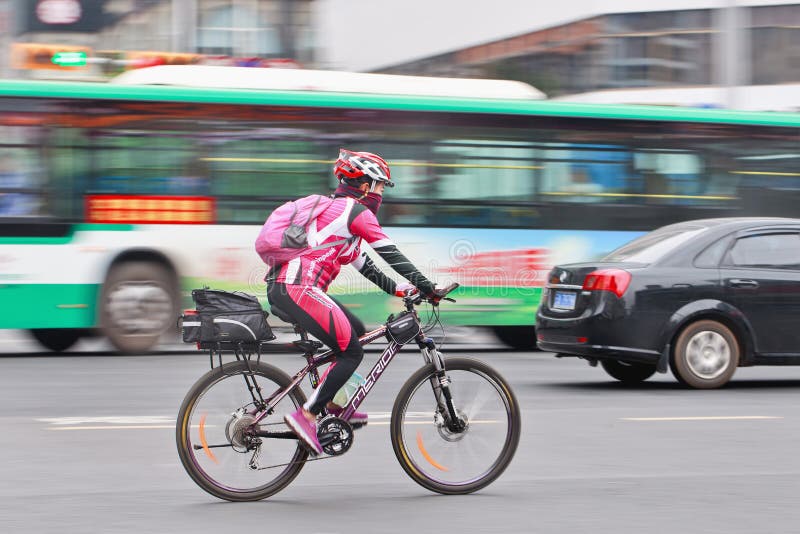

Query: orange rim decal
[199,414,219,464]
[416,431,448,472]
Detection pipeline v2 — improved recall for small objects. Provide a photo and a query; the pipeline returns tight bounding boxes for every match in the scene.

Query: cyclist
[267,149,436,455]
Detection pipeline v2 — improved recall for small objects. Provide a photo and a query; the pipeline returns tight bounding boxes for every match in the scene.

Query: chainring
[317,416,354,456]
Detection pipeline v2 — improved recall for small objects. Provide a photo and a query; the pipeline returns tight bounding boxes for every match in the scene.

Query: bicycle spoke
[177,361,308,501]
[391,358,520,494]
[463,381,494,421]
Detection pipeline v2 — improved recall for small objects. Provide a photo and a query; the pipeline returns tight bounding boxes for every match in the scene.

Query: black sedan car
[536,217,800,389]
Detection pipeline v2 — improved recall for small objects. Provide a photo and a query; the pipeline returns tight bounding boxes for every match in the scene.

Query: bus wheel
[100,261,177,354]
[29,329,82,352]
[492,326,539,351]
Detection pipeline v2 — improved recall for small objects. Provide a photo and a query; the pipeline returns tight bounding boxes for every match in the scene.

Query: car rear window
[603,226,707,263]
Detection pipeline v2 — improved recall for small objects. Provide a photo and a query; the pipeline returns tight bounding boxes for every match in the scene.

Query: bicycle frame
[249,308,450,431]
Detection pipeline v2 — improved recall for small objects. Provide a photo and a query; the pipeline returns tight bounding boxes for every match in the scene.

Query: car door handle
[729,279,759,289]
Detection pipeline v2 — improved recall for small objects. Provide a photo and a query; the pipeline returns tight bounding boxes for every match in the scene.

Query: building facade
[374,4,800,98]
[6,0,315,79]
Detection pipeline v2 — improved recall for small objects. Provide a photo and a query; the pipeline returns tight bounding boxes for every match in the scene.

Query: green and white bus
[0,66,797,352]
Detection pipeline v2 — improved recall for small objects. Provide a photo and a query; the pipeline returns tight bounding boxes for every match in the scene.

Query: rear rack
[198,338,325,370]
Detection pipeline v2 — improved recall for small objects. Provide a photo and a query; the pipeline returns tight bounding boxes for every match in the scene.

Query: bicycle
[176,283,521,501]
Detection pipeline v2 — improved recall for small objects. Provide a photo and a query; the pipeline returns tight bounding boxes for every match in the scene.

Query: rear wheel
[29,328,82,352]
[391,357,520,495]
[176,360,308,501]
[600,360,657,384]
[671,319,739,389]
[100,261,177,353]
[492,326,538,350]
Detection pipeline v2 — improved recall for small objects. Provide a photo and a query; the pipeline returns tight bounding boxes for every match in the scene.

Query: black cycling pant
[267,282,365,415]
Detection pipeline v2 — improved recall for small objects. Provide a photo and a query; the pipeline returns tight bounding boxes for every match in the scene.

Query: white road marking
[622,416,783,422]
[38,416,173,425]
[40,416,197,431]
[369,420,499,426]
[49,425,175,431]
[39,413,500,431]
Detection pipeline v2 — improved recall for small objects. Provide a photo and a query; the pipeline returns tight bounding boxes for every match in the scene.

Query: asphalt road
[2,338,800,534]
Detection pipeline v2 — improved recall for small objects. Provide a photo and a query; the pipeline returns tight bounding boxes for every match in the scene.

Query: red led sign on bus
[85,195,215,224]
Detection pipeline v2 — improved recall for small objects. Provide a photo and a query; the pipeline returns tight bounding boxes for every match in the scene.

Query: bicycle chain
[252,453,336,470]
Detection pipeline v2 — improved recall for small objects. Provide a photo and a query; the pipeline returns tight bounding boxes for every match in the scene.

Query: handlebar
[402,282,460,308]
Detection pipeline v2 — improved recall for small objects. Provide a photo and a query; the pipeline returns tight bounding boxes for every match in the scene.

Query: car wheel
[29,328,82,352]
[600,360,657,384]
[100,261,177,354]
[671,319,739,389]
[492,326,539,350]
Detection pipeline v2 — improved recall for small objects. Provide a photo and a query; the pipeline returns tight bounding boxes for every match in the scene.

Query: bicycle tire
[390,357,521,495]
[176,360,309,501]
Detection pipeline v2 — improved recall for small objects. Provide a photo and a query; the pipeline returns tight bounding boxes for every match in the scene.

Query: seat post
[295,324,309,341]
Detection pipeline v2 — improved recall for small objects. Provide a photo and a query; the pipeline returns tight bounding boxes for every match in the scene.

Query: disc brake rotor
[435,410,469,442]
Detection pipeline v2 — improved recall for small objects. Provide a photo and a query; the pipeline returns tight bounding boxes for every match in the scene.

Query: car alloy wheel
[685,331,730,380]
[671,319,739,389]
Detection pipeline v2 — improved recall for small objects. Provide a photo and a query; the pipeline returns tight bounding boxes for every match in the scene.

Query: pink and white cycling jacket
[272,197,393,290]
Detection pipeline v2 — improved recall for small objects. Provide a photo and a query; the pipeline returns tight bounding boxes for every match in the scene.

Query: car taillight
[582,269,631,298]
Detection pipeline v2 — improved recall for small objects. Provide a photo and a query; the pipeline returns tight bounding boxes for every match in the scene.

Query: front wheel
[390,357,521,495]
[176,360,309,501]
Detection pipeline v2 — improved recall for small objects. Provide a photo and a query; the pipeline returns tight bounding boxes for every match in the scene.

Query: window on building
[196,0,311,59]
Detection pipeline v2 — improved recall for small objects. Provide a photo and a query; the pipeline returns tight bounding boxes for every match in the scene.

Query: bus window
[431,140,537,201]
[91,131,199,196]
[537,142,631,204]
[699,149,741,197]
[364,136,542,227]
[50,127,91,221]
[0,125,46,217]
[732,136,800,217]
[633,149,703,204]
[206,134,328,223]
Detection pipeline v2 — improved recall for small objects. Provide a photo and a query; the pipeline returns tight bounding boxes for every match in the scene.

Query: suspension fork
[419,338,465,431]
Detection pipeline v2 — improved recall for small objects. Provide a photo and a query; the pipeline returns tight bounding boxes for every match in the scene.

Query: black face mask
[333,183,383,215]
